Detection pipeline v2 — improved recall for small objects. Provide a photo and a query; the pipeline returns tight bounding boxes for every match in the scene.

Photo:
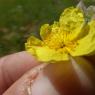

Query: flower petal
[40,24,51,40]
[69,23,89,41]
[25,36,42,50]
[59,7,85,41]
[70,20,95,56]
[28,46,69,62]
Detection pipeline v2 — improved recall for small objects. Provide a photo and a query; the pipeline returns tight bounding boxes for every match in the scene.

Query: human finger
[0,51,39,94]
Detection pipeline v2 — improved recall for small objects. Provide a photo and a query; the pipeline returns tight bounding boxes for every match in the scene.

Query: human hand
[0,51,61,95]
[0,51,40,95]
[0,51,95,95]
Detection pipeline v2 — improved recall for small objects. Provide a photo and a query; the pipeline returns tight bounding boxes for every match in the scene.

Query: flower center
[44,30,77,52]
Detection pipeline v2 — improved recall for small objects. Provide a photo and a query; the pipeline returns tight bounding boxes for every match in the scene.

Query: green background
[0,0,94,56]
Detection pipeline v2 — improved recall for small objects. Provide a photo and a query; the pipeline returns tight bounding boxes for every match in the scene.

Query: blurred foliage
[0,0,94,56]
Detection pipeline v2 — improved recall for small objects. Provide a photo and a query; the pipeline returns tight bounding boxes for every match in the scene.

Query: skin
[0,51,95,95]
[0,51,60,95]
[0,51,40,95]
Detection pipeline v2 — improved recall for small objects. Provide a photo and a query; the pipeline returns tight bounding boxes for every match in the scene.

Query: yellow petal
[28,46,69,62]
[51,21,59,33]
[70,20,95,56]
[69,23,89,41]
[59,7,85,40]
[40,24,51,40]
[25,36,42,50]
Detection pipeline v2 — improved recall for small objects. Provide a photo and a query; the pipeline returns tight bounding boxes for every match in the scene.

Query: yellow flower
[25,7,95,62]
